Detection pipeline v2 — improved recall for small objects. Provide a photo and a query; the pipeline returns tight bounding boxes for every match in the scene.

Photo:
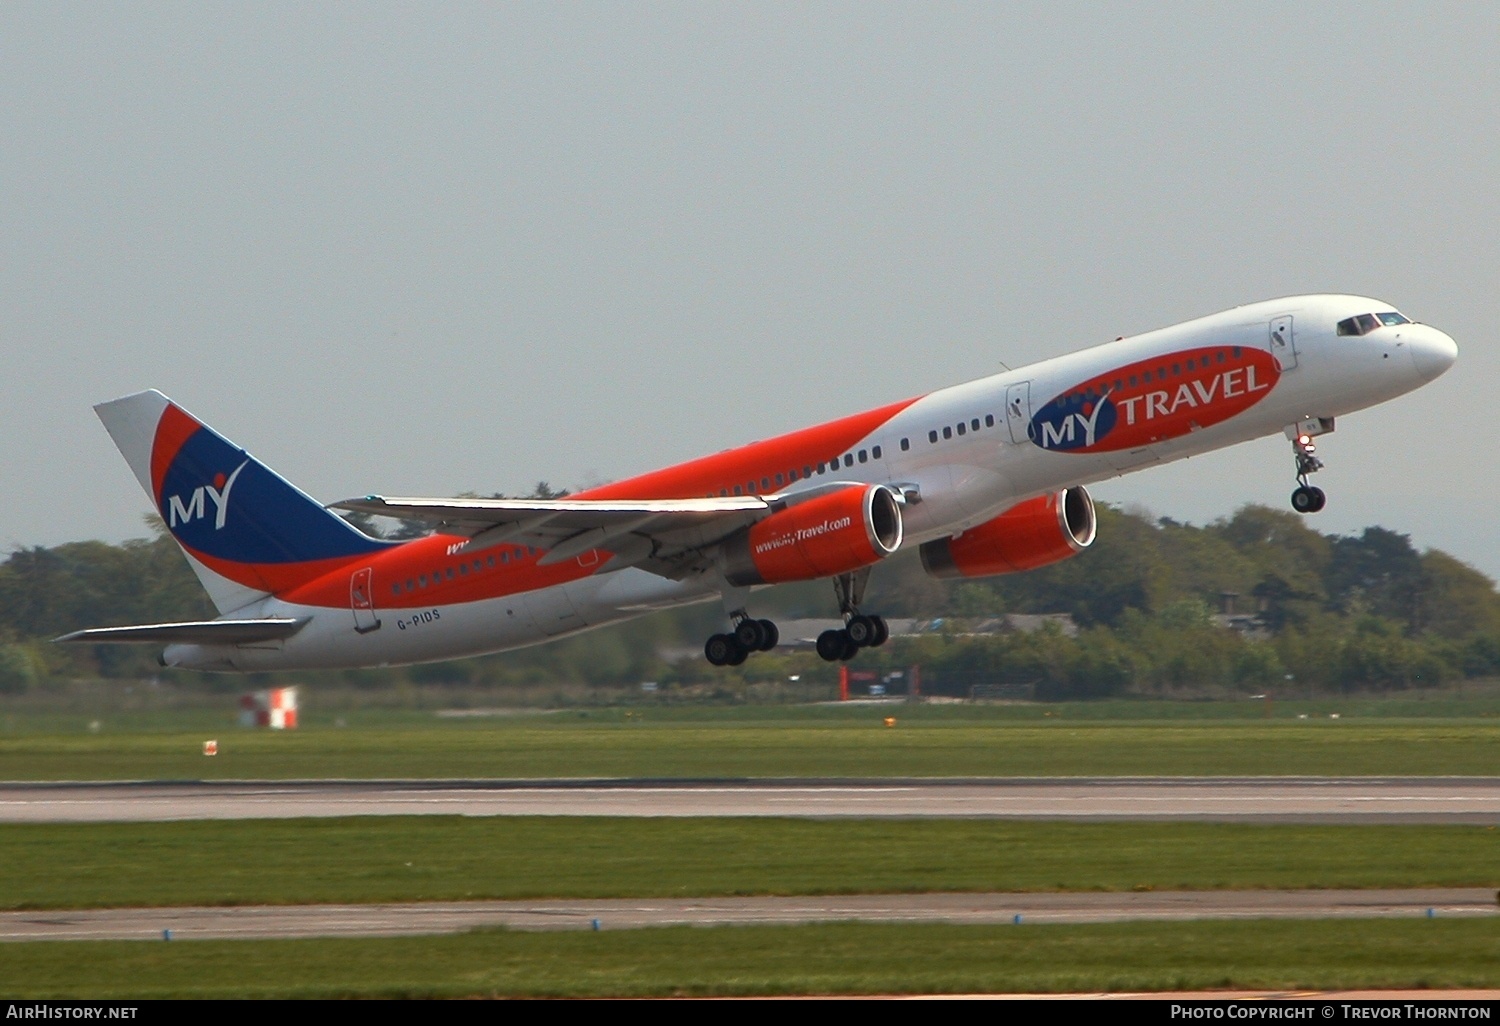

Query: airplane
[58,295,1457,672]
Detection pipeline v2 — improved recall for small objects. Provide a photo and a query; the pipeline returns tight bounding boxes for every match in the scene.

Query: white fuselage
[166,295,1457,671]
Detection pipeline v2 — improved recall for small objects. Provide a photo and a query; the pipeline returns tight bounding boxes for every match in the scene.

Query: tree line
[2,503,1498,697]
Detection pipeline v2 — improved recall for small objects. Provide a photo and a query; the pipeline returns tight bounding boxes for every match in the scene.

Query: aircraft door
[350,567,380,634]
[1004,382,1032,444]
[1269,315,1297,370]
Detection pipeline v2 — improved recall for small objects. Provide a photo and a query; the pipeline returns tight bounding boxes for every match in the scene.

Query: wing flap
[55,618,310,646]
[332,494,769,532]
[333,485,877,578]
[331,494,776,568]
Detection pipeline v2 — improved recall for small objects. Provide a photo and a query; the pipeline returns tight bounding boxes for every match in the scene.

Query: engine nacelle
[723,484,904,586]
[920,487,1096,579]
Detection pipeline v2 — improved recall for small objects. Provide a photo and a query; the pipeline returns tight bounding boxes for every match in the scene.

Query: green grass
[3,718,1500,779]
[5,919,1499,997]
[4,818,1497,910]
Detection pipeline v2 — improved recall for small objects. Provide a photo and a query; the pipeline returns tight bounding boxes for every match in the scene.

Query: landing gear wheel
[839,631,860,661]
[816,629,848,662]
[870,615,889,647]
[705,633,737,666]
[846,614,877,648]
[1291,485,1326,514]
[755,619,779,651]
[725,642,749,666]
[734,619,765,651]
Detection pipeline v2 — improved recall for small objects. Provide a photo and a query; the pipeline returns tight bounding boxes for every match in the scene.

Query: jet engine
[723,484,904,586]
[919,487,1096,578]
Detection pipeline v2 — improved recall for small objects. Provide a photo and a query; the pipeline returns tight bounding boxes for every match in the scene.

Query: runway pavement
[3,889,1496,942]
[2,777,1499,823]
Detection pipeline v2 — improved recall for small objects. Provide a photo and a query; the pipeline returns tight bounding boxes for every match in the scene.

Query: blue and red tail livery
[97,390,392,613]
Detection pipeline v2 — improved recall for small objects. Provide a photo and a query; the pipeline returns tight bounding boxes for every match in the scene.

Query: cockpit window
[1337,312,1388,336]
[1377,311,1410,326]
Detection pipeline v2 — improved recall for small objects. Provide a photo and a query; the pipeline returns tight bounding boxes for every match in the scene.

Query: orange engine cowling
[723,484,904,587]
[919,487,1096,579]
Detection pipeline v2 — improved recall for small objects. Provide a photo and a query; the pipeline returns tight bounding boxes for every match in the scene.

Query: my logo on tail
[166,459,249,531]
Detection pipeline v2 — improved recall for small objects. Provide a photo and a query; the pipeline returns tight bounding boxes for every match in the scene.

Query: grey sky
[3,4,1496,577]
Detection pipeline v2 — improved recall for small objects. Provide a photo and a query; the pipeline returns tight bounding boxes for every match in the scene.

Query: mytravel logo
[753,515,854,555]
[164,459,249,530]
[1031,345,1280,454]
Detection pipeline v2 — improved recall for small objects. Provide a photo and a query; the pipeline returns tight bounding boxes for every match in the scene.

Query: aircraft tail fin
[95,390,395,614]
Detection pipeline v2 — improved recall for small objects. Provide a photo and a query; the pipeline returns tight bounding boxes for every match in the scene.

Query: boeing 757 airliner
[59,295,1457,670]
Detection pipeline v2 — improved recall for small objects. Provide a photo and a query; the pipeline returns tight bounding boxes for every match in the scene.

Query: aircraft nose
[1408,325,1459,382]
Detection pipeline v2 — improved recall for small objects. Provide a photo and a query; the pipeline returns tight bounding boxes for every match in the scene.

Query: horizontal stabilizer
[54,618,309,646]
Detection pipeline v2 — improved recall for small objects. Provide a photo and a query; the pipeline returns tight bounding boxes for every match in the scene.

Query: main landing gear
[1289,430,1327,514]
[701,569,892,666]
[704,615,779,667]
[815,569,891,663]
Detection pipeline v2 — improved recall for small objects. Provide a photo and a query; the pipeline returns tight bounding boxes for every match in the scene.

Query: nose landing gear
[1289,431,1326,514]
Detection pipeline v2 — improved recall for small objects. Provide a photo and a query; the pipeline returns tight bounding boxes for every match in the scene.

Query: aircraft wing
[331,490,852,577]
[55,618,310,646]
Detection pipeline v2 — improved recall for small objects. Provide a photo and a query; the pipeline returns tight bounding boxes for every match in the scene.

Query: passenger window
[1232,347,1241,359]
[459,564,468,576]
[391,583,401,596]
[843,454,854,467]
[984,415,994,428]
[1129,375,1138,386]
[419,574,428,587]
[1112,380,1122,392]
[406,579,415,591]
[816,463,826,474]
[486,557,494,568]
[928,430,938,443]
[956,422,966,436]
[872,445,882,459]
[747,481,756,493]
[803,466,813,478]
[971,419,980,431]
[446,567,454,580]
[942,426,952,439]
[858,450,868,463]
[1172,363,1180,376]
[1216,351,1225,363]
[775,473,784,486]
[761,477,770,490]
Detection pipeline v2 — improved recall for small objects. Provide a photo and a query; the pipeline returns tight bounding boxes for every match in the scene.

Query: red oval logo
[1031,345,1280,453]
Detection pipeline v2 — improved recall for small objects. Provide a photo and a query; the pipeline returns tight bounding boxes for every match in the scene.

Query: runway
[2,888,1495,942]
[2,777,1499,823]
